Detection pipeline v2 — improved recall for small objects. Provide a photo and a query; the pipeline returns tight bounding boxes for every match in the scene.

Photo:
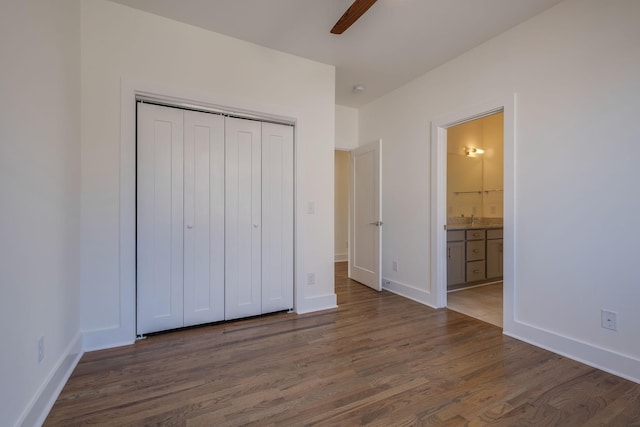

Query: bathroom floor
[447,282,503,328]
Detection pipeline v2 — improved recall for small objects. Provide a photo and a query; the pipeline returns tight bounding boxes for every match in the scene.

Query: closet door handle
[253,224,259,228]
[186,224,193,229]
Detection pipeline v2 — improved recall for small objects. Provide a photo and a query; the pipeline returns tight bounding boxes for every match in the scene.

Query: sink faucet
[471,214,476,225]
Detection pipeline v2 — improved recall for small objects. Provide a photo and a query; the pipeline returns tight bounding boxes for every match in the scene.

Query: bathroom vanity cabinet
[446,232,465,287]
[486,229,504,279]
[447,227,503,290]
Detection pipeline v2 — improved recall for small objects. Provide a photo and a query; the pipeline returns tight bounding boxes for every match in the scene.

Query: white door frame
[431,95,516,331]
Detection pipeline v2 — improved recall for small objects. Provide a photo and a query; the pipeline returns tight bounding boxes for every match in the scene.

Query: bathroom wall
[447,112,503,219]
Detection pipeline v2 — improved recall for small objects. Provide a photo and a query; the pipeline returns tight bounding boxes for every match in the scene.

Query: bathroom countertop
[446,224,503,230]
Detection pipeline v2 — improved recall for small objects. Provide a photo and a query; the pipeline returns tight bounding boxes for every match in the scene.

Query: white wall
[0,1,83,425]
[335,105,359,150]
[80,0,336,349]
[360,0,640,381]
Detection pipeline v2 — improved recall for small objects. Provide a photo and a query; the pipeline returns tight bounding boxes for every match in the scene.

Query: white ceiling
[108,0,564,107]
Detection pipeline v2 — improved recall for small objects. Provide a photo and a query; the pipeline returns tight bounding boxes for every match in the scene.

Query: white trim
[382,278,436,308]
[16,333,83,427]
[334,253,348,262]
[505,325,640,384]
[81,77,312,350]
[135,92,296,126]
[295,294,338,314]
[83,338,136,353]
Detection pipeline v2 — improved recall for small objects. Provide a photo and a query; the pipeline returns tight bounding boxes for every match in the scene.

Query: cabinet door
[225,117,262,320]
[261,122,294,314]
[486,238,503,279]
[137,103,184,335]
[447,241,465,287]
[183,110,225,327]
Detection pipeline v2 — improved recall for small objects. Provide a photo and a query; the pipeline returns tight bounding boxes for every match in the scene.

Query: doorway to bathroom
[444,111,504,327]
[431,94,515,331]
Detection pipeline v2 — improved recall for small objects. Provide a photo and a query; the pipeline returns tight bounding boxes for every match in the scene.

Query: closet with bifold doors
[136,102,294,335]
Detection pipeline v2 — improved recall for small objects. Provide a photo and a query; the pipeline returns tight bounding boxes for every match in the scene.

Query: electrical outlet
[392,260,399,272]
[601,310,617,331]
[37,336,44,364]
[307,273,315,285]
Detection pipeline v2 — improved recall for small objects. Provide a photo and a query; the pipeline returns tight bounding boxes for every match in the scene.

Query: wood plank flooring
[447,283,503,328]
[45,262,640,426]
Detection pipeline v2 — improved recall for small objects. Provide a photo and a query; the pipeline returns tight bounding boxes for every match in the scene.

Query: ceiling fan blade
[331,0,378,34]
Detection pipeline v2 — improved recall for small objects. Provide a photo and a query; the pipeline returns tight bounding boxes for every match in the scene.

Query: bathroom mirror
[447,154,483,217]
[447,112,504,219]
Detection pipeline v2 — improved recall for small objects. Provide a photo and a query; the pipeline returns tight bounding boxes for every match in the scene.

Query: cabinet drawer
[466,240,485,261]
[466,260,486,282]
[487,228,503,239]
[466,229,486,240]
[447,230,465,242]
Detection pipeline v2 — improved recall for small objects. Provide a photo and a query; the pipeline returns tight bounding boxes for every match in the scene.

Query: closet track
[135,95,295,127]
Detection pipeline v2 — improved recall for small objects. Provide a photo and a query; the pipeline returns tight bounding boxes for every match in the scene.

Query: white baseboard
[296,293,338,314]
[82,326,135,353]
[334,253,348,262]
[83,338,136,353]
[17,333,83,427]
[384,277,640,383]
[382,278,437,309]
[504,321,640,384]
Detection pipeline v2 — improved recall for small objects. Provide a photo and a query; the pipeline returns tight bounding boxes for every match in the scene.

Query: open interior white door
[349,139,382,291]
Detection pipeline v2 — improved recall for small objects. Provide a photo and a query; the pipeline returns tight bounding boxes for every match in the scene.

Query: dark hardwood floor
[45,262,640,426]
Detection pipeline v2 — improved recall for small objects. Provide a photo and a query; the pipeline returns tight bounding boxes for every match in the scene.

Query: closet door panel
[183,111,225,326]
[261,123,294,313]
[225,117,262,320]
[137,103,184,335]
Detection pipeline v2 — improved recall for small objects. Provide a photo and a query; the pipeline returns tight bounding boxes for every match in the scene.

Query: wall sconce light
[465,147,485,157]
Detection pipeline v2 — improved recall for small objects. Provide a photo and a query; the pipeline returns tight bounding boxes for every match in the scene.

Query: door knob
[186,224,193,229]
[369,221,383,226]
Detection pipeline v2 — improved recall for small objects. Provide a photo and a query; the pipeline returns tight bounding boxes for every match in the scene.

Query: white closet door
[225,117,262,320]
[137,103,184,335]
[183,111,225,326]
[261,123,294,313]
